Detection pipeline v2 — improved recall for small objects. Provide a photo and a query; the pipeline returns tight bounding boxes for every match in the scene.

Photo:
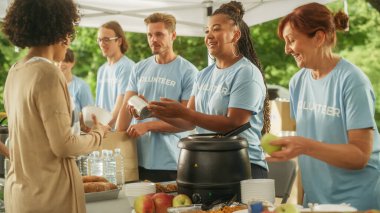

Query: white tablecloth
[86,188,132,213]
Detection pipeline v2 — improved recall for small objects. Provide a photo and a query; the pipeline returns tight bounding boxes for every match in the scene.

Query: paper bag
[101,132,139,182]
[270,100,296,134]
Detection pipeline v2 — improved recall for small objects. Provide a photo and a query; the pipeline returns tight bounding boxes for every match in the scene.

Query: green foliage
[333,0,380,126]
[250,20,298,87]
[251,0,380,127]
[69,28,207,96]
[0,0,379,126]
[0,27,28,110]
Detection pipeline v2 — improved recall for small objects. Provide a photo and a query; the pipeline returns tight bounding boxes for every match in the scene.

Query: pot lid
[178,135,248,151]
[0,126,8,134]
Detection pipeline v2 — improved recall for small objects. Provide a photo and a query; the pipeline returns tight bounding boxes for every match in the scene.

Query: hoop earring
[232,43,240,58]
[208,52,215,61]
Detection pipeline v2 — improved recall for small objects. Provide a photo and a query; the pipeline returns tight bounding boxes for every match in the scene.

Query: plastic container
[103,150,116,184]
[114,148,124,189]
[127,96,151,119]
[82,106,112,128]
[167,204,203,213]
[80,155,89,176]
[90,151,103,177]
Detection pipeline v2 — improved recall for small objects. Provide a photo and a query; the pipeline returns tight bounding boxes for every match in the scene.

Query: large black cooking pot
[176,130,252,205]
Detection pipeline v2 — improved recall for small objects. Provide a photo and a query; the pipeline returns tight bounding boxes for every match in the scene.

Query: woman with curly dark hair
[2,0,110,212]
[149,1,270,179]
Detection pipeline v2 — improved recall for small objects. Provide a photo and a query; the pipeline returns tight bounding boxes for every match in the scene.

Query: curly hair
[213,1,271,134]
[2,0,80,48]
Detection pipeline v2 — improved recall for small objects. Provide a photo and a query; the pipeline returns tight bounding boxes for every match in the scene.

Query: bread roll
[82,175,108,183]
[84,182,118,193]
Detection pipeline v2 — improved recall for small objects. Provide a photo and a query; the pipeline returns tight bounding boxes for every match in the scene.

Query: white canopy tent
[1,0,335,37]
[76,0,335,37]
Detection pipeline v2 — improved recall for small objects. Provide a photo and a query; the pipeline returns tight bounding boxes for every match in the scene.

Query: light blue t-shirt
[290,58,380,210]
[96,56,135,112]
[191,57,267,169]
[68,76,94,113]
[127,56,198,170]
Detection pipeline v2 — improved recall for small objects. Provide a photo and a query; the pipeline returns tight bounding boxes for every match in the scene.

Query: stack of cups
[124,182,156,207]
[240,179,275,204]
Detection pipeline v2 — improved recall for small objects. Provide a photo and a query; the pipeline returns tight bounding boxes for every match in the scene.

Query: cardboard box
[270,100,296,134]
[101,132,139,182]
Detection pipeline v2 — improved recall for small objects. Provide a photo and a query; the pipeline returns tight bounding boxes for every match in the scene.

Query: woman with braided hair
[149,1,270,178]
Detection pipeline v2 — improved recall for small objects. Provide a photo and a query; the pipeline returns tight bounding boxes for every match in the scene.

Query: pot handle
[223,122,251,137]
[0,117,7,125]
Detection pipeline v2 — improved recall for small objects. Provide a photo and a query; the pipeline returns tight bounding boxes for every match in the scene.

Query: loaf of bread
[84,182,118,193]
[82,175,108,183]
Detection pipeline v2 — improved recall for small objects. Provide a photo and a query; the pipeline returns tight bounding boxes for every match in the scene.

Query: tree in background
[251,0,380,126]
[0,0,379,125]
[67,29,207,96]
[368,0,380,12]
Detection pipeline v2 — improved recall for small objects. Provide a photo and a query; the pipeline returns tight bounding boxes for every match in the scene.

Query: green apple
[274,203,300,213]
[172,194,192,207]
[261,133,282,155]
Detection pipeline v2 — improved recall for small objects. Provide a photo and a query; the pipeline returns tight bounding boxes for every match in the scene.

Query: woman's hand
[266,136,308,162]
[79,113,91,133]
[149,97,187,118]
[91,114,111,136]
[126,103,140,119]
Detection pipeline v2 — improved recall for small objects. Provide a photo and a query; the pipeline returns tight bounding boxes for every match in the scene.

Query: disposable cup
[82,106,112,128]
[127,96,151,119]
[240,179,275,204]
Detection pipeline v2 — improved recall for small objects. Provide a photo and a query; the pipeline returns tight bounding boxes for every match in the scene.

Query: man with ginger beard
[116,13,197,182]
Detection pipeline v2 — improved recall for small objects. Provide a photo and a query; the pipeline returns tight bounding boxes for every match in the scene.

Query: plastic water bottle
[90,151,103,177]
[114,148,125,189]
[103,150,116,184]
[75,156,81,172]
[80,155,88,176]
[86,153,93,175]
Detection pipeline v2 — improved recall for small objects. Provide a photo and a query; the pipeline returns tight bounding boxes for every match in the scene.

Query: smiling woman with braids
[149,1,270,178]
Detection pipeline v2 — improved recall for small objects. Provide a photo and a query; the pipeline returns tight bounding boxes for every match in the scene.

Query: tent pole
[204,0,213,65]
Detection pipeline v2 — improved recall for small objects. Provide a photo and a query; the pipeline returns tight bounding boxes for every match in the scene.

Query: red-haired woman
[269,2,380,210]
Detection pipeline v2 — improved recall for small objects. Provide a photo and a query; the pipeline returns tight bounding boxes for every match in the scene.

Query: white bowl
[313,204,357,212]
[82,106,112,127]
[127,195,137,207]
[124,182,155,189]
[124,182,156,198]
